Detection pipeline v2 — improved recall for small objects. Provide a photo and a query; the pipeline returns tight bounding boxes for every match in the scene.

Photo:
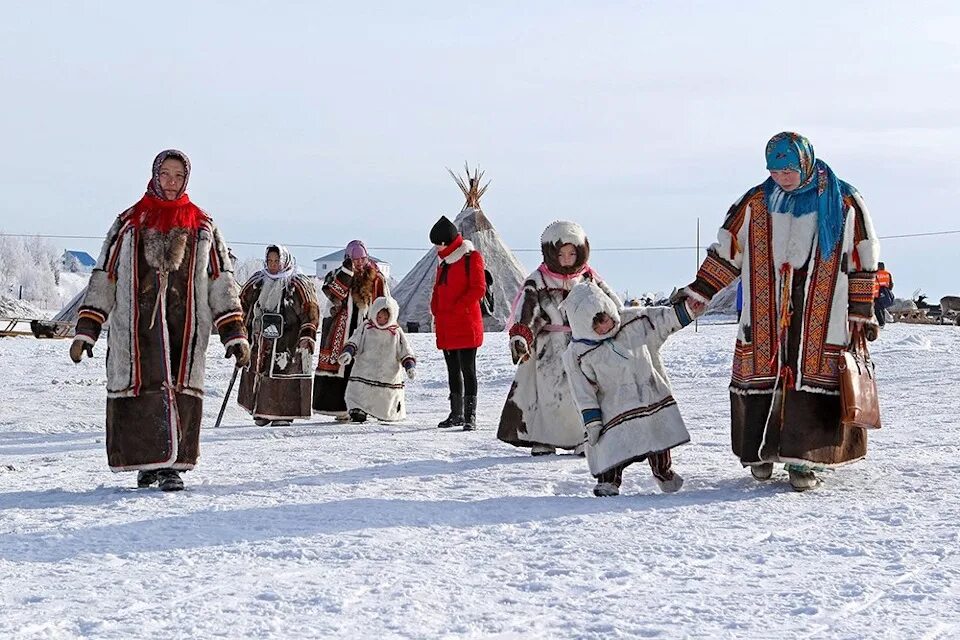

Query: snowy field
[2,322,959,639]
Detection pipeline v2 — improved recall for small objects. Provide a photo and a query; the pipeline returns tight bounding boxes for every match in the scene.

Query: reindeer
[940,296,960,325]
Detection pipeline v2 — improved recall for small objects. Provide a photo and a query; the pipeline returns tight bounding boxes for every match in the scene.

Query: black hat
[429,216,459,246]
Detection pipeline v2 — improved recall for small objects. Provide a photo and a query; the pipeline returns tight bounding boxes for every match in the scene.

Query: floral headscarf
[764,132,851,260]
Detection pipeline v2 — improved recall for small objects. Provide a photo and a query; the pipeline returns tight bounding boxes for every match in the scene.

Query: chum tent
[393,165,526,332]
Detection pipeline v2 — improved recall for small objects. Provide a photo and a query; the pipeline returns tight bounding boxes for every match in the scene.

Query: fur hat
[429,216,459,246]
[540,220,590,275]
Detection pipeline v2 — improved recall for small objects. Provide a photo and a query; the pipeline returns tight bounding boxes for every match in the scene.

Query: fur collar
[142,228,190,273]
[441,238,475,264]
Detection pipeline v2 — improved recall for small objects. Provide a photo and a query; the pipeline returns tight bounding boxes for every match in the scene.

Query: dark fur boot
[157,469,184,492]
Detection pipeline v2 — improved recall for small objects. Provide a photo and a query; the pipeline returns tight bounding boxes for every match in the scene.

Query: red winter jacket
[430,234,486,350]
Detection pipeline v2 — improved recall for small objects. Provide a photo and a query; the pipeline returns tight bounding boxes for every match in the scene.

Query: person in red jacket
[429,215,487,431]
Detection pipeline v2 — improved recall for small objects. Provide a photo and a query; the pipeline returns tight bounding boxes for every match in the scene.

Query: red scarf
[131,187,207,232]
[366,319,399,335]
[437,234,464,260]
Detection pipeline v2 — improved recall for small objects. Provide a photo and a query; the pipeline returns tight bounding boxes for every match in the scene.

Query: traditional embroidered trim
[848,271,876,304]
[600,396,677,433]
[325,270,351,301]
[692,251,740,298]
[748,198,777,380]
[800,246,842,388]
[508,323,534,348]
[350,376,405,390]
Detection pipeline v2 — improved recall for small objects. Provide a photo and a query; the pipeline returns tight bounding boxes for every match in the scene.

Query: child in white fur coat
[562,281,703,496]
[338,296,416,422]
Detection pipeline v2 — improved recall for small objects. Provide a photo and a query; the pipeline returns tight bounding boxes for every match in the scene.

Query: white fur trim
[729,386,776,396]
[540,220,587,248]
[441,239,475,264]
[369,296,400,328]
[684,288,710,305]
[796,385,841,396]
[74,334,96,346]
[779,454,864,469]
[224,336,248,351]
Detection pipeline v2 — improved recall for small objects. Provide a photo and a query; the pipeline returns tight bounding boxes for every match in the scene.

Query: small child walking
[561,281,703,496]
[338,296,416,422]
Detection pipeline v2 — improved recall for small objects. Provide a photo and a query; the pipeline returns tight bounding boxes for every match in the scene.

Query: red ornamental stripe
[131,227,142,396]
[177,235,198,388]
[106,220,134,280]
[79,309,107,324]
[215,311,244,329]
[209,244,221,280]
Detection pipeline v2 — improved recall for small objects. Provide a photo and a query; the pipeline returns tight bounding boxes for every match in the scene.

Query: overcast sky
[1,1,958,299]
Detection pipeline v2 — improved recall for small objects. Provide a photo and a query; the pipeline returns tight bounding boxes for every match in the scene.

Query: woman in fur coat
[429,216,487,431]
[338,296,416,422]
[497,221,621,456]
[237,244,320,426]
[679,132,881,491]
[562,281,701,497]
[69,149,249,492]
[313,240,387,420]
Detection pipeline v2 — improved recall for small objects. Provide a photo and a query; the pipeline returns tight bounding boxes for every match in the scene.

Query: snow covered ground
[2,323,959,639]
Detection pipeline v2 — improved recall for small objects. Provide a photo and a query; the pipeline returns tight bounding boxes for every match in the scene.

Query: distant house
[62,250,96,273]
[313,250,390,280]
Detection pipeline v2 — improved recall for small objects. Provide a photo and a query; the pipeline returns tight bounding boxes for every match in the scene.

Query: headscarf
[763,132,851,260]
[257,244,296,315]
[131,149,207,232]
[345,239,368,261]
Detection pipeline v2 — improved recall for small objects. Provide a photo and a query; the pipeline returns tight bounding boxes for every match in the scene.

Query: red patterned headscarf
[131,149,207,232]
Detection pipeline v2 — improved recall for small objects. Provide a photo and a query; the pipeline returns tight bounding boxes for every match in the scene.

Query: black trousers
[443,348,478,397]
[874,299,886,327]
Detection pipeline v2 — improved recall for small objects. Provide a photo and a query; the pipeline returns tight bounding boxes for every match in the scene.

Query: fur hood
[540,220,589,275]
[563,281,621,342]
[369,296,400,328]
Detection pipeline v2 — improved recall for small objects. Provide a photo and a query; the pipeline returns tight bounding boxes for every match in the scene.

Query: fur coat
[685,185,880,467]
[343,297,416,421]
[237,269,319,421]
[498,266,621,450]
[75,213,246,471]
[315,263,387,379]
[562,282,693,477]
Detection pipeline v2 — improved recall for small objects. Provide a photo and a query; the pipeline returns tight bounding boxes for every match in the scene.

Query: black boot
[349,409,367,423]
[462,395,477,431]
[137,470,158,488]
[157,469,184,492]
[438,394,464,428]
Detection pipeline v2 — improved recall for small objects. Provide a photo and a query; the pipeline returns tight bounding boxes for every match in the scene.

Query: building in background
[61,250,96,274]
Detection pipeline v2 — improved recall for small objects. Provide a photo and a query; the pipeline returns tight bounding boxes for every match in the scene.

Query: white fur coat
[562,282,692,476]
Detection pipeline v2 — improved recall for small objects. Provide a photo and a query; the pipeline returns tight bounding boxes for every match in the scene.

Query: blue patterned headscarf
[764,132,851,260]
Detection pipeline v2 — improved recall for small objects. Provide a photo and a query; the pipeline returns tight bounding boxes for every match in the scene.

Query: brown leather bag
[839,325,881,430]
